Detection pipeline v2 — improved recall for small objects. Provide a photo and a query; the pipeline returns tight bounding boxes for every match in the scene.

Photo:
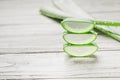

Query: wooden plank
[0,24,119,53]
[0,24,63,35]
[0,16,57,25]
[0,24,63,53]
[0,0,52,17]
[0,51,120,79]
[0,0,58,25]
[0,35,119,53]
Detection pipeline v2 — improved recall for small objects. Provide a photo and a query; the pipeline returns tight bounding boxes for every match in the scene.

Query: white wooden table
[0,0,120,79]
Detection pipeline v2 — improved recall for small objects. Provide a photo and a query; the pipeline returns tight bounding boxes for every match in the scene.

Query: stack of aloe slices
[62,18,98,57]
[40,0,120,57]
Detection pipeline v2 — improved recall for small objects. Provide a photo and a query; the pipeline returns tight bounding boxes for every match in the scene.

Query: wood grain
[0,0,120,79]
[0,51,120,79]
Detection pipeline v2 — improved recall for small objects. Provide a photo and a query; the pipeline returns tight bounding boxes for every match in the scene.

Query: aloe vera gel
[62,18,98,57]
[61,19,95,33]
[64,44,98,57]
[63,32,97,45]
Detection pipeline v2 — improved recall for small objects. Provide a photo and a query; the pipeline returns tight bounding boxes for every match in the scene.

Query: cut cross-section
[61,19,95,33]
[63,32,97,45]
[64,44,98,57]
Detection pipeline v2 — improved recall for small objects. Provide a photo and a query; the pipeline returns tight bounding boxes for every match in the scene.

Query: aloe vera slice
[64,43,98,57]
[61,19,95,33]
[63,32,97,45]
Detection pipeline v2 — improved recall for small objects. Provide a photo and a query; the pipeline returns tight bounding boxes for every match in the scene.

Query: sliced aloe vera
[64,43,98,57]
[61,19,95,33]
[63,32,97,45]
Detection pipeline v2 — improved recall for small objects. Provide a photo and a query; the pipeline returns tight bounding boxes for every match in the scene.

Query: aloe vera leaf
[40,6,120,27]
[52,0,120,41]
[96,26,120,42]
[40,7,72,20]
[95,20,120,27]
[63,31,97,45]
[61,18,95,33]
[63,43,98,57]
[53,0,120,27]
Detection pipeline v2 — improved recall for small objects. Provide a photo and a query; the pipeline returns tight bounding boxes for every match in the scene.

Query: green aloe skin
[63,32,97,45]
[63,43,98,57]
[95,20,120,27]
[61,18,95,33]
